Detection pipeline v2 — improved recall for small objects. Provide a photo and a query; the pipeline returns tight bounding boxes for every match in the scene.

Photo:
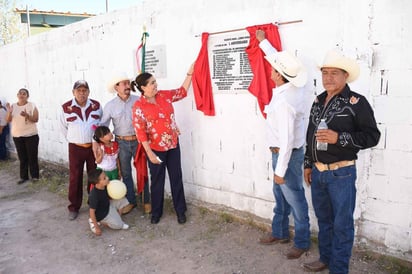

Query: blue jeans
[271,147,310,249]
[0,124,9,160]
[117,139,150,205]
[311,165,357,274]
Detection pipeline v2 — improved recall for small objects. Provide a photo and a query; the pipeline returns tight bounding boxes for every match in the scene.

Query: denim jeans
[0,124,9,160]
[311,165,357,274]
[271,147,310,249]
[117,139,150,205]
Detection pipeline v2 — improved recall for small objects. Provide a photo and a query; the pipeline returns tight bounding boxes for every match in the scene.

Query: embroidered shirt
[60,98,102,144]
[100,94,140,136]
[304,84,380,168]
[97,141,119,171]
[132,87,187,151]
[264,83,307,177]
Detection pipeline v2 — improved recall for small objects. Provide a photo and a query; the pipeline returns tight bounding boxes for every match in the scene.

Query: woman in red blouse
[131,64,194,224]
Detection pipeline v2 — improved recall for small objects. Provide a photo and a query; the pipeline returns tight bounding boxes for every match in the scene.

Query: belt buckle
[315,162,328,172]
[328,163,337,170]
[118,135,136,141]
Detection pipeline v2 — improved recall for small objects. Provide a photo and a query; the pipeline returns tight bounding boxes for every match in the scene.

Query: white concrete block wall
[1,0,411,261]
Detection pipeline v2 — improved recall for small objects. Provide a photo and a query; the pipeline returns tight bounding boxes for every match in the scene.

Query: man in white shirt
[60,80,102,220]
[256,30,311,260]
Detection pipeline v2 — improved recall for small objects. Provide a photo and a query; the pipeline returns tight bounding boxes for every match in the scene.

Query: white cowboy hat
[107,72,131,93]
[320,50,360,83]
[264,51,308,88]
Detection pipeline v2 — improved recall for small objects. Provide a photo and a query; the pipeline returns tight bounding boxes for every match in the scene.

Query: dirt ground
[0,159,410,274]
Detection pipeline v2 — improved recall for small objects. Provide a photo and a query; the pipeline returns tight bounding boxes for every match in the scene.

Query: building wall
[1,0,411,261]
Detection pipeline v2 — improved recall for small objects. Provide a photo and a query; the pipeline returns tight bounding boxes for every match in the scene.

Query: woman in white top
[6,88,40,184]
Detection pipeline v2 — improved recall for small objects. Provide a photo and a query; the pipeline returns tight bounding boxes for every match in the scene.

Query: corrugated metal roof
[15,8,95,17]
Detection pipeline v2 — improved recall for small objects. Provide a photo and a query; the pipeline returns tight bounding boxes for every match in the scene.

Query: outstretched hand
[5,102,12,112]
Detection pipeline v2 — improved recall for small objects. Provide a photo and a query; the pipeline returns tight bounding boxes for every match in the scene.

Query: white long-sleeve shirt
[259,39,278,55]
[260,39,306,177]
[264,83,306,177]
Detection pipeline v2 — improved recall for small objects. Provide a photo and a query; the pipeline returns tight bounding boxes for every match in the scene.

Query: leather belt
[314,160,355,172]
[74,143,92,148]
[116,135,137,141]
[269,147,301,154]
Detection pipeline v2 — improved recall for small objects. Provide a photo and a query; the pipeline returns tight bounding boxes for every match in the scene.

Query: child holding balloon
[91,126,135,215]
[87,169,130,235]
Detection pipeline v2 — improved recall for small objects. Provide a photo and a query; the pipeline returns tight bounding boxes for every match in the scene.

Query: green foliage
[0,0,25,45]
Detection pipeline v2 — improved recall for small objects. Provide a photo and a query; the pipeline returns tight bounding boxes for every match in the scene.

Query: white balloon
[107,180,127,200]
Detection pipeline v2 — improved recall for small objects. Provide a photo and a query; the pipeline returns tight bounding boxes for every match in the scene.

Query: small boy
[88,169,130,235]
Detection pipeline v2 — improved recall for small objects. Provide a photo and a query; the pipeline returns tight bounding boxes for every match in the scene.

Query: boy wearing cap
[60,80,102,220]
[303,51,380,273]
[256,30,311,259]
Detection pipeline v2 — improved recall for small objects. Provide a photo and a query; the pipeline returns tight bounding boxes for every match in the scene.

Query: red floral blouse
[132,87,187,151]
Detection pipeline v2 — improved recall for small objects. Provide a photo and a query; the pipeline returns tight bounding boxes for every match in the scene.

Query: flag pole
[136,24,149,74]
[195,20,303,37]
[141,24,148,73]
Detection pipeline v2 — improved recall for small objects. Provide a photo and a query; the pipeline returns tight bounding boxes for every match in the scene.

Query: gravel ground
[0,159,410,274]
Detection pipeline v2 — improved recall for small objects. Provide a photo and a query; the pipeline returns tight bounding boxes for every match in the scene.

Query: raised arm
[256,29,278,56]
[181,63,195,91]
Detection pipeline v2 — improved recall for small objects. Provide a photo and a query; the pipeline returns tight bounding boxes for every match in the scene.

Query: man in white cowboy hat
[98,72,151,214]
[256,30,311,260]
[303,50,380,273]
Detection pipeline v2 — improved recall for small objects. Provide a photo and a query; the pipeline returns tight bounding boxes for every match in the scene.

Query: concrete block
[365,174,389,201]
[384,226,412,253]
[386,176,412,204]
[383,151,412,178]
[363,198,410,228]
[358,219,387,244]
[369,150,386,175]
[386,125,412,151]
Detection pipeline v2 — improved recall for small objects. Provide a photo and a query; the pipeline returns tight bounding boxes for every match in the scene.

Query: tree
[0,0,25,46]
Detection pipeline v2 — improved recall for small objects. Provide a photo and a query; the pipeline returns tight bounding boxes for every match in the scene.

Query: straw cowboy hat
[264,51,308,88]
[107,72,131,93]
[320,50,360,83]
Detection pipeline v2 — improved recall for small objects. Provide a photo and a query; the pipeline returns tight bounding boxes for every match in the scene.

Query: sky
[16,0,143,15]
